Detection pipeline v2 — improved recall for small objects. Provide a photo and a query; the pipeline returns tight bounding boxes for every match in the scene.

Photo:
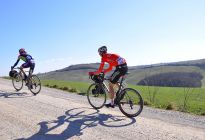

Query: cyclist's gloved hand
[88,72,94,76]
[100,72,105,75]
[11,66,14,70]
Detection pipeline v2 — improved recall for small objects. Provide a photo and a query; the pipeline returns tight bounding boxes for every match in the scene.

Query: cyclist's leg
[28,63,35,78]
[21,63,29,80]
[107,69,122,106]
[27,63,35,88]
[110,71,120,96]
[110,66,128,102]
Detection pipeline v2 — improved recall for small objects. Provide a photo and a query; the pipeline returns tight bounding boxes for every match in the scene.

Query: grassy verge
[129,85,205,115]
[1,76,11,80]
[42,80,90,95]
[42,80,205,116]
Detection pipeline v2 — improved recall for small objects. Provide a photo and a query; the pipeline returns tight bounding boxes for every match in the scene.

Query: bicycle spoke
[29,75,41,95]
[87,83,106,109]
[12,74,23,91]
[118,88,143,117]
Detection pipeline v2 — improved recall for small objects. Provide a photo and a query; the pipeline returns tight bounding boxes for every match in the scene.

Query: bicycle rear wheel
[118,88,143,118]
[29,75,41,95]
[87,83,106,109]
[12,74,23,91]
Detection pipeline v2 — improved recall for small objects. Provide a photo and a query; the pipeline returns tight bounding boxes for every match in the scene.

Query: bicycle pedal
[105,103,115,108]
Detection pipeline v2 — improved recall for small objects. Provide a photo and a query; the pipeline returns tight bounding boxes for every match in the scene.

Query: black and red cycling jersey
[93,53,126,75]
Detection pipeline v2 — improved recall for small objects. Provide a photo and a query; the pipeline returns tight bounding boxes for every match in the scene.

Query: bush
[62,87,69,91]
[69,88,77,93]
[201,112,205,116]
[45,84,50,87]
[44,83,78,93]
[78,92,86,96]
[166,102,177,110]
[51,85,58,88]
[143,100,151,106]
[137,72,203,87]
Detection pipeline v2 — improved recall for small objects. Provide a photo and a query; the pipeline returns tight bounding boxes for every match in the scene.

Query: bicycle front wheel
[87,83,106,109]
[118,88,143,118]
[29,75,41,95]
[12,74,23,91]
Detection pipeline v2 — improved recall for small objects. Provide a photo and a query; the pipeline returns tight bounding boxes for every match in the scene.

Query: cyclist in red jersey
[89,46,128,108]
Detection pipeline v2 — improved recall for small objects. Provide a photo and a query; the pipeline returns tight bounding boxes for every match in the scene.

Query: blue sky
[0,0,205,76]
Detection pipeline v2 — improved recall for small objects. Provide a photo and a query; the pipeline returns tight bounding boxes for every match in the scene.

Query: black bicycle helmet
[19,48,26,54]
[98,46,107,55]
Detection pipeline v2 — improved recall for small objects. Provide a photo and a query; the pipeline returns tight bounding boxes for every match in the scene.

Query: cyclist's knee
[29,68,34,75]
[109,81,114,87]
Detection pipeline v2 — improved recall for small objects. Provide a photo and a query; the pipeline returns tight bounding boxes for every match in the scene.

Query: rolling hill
[38,59,205,87]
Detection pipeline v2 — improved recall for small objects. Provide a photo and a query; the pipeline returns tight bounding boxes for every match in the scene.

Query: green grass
[42,80,90,94]
[129,85,205,115]
[1,76,11,80]
[42,80,205,116]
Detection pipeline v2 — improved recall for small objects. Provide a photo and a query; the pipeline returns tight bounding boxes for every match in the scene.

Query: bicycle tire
[118,88,143,118]
[29,75,41,95]
[87,83,106,109]
[12,74,23,91]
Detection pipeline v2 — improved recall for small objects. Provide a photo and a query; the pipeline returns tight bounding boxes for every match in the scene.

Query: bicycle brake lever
[89,75,93,79]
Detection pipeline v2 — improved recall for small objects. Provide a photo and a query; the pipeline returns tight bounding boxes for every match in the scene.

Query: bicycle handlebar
[13,67,21,70]
[89,73,111,82]
[12,67,29,73]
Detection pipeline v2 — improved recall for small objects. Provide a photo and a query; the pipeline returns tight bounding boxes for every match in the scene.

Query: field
[42,80,205,116]
[42,80,90,94]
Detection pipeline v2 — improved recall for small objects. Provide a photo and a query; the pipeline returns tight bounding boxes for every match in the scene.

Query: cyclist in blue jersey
[11,48,35,81]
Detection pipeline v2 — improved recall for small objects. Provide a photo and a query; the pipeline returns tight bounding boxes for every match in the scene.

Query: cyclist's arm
[103,64,113,74]
[12,58,20,68]
[93,61,105,75]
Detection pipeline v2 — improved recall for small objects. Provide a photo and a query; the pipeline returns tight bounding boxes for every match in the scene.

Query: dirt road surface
[0,78,204,140]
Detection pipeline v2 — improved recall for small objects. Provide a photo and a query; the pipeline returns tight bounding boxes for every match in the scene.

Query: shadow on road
[17,107,137,140]
[0,91,32,98]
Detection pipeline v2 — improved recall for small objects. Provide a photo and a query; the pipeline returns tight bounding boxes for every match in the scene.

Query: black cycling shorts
[22,62,35,76]
[110,64,128,84]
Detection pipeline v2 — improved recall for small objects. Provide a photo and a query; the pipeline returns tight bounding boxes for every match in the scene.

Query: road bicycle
[87,73,143,118]
[10,67,41,95]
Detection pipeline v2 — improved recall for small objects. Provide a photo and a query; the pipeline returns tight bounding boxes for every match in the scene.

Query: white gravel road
[0,78,204,140]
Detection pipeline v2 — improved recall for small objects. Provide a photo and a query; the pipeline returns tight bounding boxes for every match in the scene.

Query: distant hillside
[166,59,205,69]
[38,59,205,87]
[57,63,101,72]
